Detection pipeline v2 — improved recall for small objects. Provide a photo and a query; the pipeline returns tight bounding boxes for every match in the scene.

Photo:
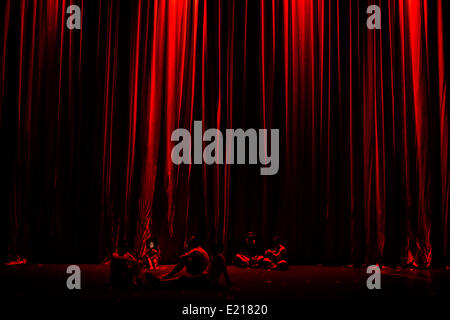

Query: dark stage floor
[2,264,450,317]
[1,264,449,301]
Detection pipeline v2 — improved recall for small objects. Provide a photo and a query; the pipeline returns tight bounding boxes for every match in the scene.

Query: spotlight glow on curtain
[0,0,448,267]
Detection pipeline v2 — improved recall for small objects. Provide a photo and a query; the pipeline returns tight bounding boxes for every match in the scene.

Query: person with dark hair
[234,232,264,268]
[262,236,288,270]
[161,235,209,279]
[146,240,231,290]
[145,237,160,269]
[110,239,139,287]
[205,242,231,289]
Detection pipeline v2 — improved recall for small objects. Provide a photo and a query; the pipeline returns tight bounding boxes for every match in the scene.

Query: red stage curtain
[0,0,448,267]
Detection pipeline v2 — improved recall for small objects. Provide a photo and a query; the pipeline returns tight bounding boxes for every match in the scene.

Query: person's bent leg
[276,260,288,271]
[260,258,273,269]
[250,256,265,268]
[234,254,250,268]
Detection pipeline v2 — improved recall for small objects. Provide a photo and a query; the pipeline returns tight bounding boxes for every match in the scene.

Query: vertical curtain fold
[0,0,448,266]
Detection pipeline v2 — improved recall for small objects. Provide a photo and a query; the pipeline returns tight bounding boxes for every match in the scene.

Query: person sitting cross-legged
[234,232,264,268]
[261,236,288,270]
[144,237,160,270]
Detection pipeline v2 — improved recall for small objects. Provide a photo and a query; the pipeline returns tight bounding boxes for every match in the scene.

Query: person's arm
[272,247,286,259]
[178,251,190,260]
[162,251,191,279]
[265,249,275,259]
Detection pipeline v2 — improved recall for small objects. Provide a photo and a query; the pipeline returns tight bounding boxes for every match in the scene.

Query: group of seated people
[234,232,288,270]
[110,232,287,289]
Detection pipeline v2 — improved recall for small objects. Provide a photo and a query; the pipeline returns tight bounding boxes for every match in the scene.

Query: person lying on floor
[261,236,288,270]
[110,239,140,287]
[234,232,264,268]
[146,240,231,290]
